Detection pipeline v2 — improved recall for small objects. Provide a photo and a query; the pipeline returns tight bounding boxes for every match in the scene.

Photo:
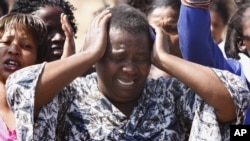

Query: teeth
[118,79,134,86]
[8,60,18,65]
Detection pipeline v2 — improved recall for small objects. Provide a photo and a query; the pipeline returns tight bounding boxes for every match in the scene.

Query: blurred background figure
[209,0,236,57]
[146,0,182,79]
[117,0,152,13]
[234,0,250,7]
[0,0,9,17]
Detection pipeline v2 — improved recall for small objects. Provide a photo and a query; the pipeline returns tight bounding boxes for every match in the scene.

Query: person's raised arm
[178,0,233,71]
[34,10,112,115]
[151,25,236,123]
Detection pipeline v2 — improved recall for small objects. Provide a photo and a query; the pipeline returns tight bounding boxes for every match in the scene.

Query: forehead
[210,11,225,23]
[1,25,31,36]
[33,6,63,21]
[242,8,250,30]
[0,28,36,44]
[108,28,151,51]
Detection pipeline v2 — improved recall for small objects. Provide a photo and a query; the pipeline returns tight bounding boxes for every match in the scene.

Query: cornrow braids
[10,0,77,37]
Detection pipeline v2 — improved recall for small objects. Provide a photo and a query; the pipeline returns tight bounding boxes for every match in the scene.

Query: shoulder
[144,77,190,98]
[64,72,98,94]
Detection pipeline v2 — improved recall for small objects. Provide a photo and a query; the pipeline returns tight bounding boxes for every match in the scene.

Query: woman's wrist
[181,0,212,9]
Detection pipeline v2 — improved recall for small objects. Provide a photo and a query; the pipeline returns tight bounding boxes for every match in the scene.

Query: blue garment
[178,5,250,124]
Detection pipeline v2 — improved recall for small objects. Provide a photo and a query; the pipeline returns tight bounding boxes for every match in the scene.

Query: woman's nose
[51,32,65,42]
[8,44,20,55]
[122,61,137,75]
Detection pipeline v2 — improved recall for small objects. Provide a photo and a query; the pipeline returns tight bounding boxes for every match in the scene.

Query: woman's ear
[237,37,247,52]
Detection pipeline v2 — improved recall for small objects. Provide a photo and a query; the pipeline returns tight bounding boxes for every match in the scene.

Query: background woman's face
[34,6,65,61]
[148,6,182,58]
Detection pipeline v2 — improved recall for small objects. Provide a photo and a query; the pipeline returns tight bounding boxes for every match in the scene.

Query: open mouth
[4,59,21,71]
[52,47,63,55]
[117,79,134,86]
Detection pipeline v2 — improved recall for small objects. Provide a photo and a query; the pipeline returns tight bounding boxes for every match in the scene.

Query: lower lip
[4,64,20,72]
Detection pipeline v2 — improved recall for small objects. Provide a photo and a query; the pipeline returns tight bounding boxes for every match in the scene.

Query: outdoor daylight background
[69,0,108,52]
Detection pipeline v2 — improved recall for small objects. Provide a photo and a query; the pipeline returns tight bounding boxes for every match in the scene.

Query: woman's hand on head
[150,24,170,69]
[60,13,76,59]
[82,10,112,62]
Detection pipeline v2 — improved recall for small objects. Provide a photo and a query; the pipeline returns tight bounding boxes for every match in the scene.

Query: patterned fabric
[6,63,250,141]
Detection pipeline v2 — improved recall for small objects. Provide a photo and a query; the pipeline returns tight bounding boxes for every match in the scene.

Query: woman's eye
[22,44,32,49]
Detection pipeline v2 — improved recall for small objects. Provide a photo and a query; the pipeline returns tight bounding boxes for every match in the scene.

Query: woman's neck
[110,98,139,117]
[0,82,8,108]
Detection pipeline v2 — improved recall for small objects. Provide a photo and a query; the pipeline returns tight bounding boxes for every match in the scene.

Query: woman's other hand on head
[82,10,112,62]
[150,24,170,68]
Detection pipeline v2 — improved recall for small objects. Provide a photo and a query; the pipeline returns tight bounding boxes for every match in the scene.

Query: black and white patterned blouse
[6,63,250,141]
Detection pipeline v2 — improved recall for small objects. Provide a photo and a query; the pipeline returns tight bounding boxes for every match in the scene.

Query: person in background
[10,0,77,62]
[115,0,152,13]
[6,4,249,141]
[224,3,250,124]
[209,0,235,57]
[0,12,48,141]
[224,4,250,60]
[178,0,250,124]
[146,0,182,79]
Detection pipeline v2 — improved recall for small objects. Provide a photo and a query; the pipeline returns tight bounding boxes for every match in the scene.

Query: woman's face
[95,28,151,104]
[34,6,65,61]
[210,11,226,44]
[147,6,182,58]
[0,28,37,83]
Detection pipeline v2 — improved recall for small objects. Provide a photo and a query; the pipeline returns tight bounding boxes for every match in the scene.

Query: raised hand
[81,9,112,62]
[60,13,75,59]
[150,24,170,70]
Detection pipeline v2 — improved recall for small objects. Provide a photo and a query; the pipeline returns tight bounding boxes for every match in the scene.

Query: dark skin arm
[34,10,112,116]
[151,24,236,123]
